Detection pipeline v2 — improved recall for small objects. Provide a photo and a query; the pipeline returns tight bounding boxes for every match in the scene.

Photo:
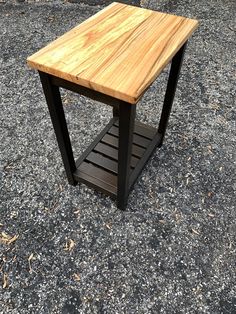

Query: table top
[27,2,198,104]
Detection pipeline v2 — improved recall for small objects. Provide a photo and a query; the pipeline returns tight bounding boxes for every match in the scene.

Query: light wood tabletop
[27,2,198,104]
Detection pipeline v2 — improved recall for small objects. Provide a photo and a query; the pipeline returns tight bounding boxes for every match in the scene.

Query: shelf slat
[86,151,118,174]
[93,142,138,168]
[108,125,151,148]
[74,161,117,197]
[101,134,145,158]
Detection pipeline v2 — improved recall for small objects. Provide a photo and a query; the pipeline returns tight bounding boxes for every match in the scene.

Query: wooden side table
[27,2,198,209]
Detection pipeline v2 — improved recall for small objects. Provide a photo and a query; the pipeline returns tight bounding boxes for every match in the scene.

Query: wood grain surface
[27,2,198,104]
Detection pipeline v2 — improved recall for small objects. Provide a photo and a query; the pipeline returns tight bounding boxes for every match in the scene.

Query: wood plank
[101,134,145,158]
[108,125,151,148]
[27,2,198,104]
[74,170,116,198]
[86,151,118,174]
[74,161,117,197]
[93,142,139,168]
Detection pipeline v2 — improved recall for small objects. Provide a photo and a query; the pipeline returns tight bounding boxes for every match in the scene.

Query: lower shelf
[73,118,161,199]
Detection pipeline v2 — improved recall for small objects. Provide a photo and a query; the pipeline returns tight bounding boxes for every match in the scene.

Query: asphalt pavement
[0,0,235,313]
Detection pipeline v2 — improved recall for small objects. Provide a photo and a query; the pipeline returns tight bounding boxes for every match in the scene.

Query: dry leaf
[65,239,75,251]
[191,228,200,235]
[73,273,81,282]
[28,253,34,273]
[8,235,19,245]
[28,253,34,261]
[105,224,111,230]
[159,220,165,224]
[3,273,8,289]
[207,145,213,154]
[208,213,215,218]
[0,232,18,245]
[48,15,56,22]
[1,232,10,239]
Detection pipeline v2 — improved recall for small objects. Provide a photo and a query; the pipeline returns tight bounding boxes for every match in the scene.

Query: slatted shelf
[75,162,117,197]
[74,118,161,198]
[101,134,145,158]
[86,151,118,175]
[108,125,151,148]
[93,142,139,168]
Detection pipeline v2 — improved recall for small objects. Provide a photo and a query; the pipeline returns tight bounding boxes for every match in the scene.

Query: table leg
[113,104,119,117]
[39,71,77,185]
[117,102,136,209]
[158,42,187,147]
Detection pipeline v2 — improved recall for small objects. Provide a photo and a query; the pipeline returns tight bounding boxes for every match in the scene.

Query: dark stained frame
[38,42,186,210]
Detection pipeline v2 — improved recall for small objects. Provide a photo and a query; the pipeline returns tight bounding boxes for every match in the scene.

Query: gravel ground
[0,0,235,313]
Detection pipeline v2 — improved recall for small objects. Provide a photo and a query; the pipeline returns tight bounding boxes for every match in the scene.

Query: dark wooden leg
[158,42,187,146]
[117,101,136,210]
[113,104,119,117]
[39,71,77,185]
